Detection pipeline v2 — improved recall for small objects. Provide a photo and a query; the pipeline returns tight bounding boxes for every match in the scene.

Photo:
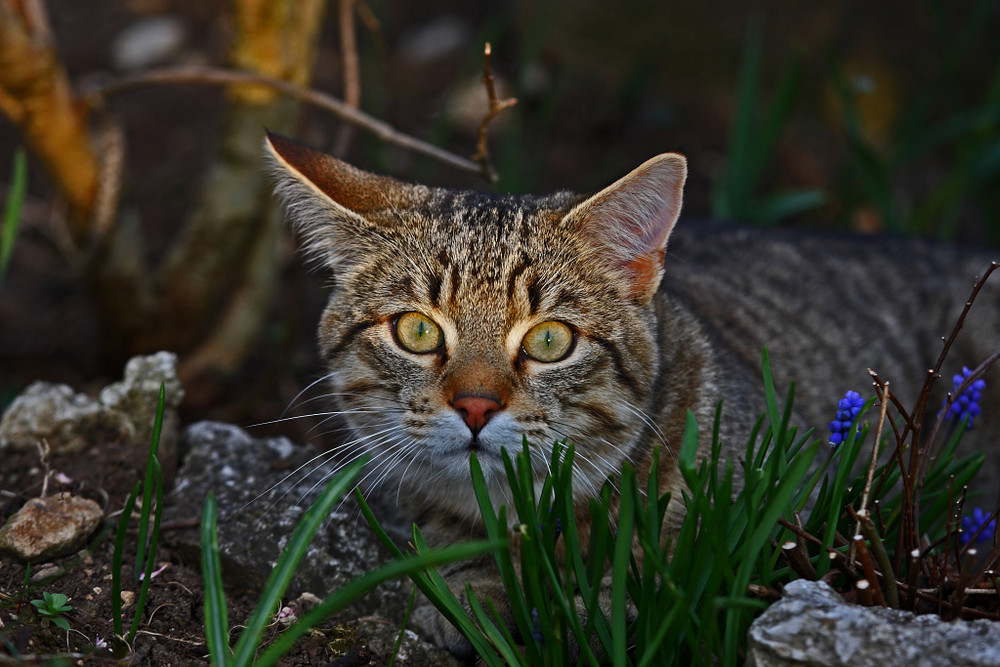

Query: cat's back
[660,221,999,436]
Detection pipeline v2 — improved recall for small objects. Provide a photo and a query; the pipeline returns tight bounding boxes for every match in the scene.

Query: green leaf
[0,148,26,288]
[201,493,231,667]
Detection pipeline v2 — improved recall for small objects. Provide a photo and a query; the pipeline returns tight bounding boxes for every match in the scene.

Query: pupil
[544,330,552,347]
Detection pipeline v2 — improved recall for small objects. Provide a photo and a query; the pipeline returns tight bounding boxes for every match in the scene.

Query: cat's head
[266,134,686,519]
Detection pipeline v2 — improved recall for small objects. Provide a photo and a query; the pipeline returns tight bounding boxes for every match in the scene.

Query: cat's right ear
[264,132,424,269]
[562,152,687,303]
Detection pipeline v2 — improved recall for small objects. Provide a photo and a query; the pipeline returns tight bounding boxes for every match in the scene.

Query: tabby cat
[265,132,999,653]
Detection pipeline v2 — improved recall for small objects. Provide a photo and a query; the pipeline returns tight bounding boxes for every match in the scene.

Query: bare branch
[333,0,361,156]
[82,65,493,181]
[473,42,518,180]
[0,0,100,239]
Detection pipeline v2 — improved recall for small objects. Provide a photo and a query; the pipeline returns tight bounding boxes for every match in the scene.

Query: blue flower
[960,507,996,544]
[531,607,543,642]
[943,366,986,430]
[829,390,865,447]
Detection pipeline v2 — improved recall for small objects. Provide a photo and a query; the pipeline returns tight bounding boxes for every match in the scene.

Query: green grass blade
[129,456,163,643]
[1,148,26,288]
[201,493,231,666]
[134,384,166,582]
[111,482,141,640]
[611,467,636,666]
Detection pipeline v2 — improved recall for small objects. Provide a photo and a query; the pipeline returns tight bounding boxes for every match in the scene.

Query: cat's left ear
[563,153,687,303]
[264,132,426,271]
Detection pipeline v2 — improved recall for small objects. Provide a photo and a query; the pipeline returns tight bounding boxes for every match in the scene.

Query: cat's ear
[563,153,687,302]
[264,132,425,269]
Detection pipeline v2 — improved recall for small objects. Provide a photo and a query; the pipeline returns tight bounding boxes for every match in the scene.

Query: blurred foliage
[0,147,25,289]
[1,0,999,418]
[830,0,1000,242]
[711,23,825,226]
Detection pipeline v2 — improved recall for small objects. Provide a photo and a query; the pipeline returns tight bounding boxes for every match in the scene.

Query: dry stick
[473,42,518,180]
[333,0,360,157]
[851,379,890,560]
[948,548,979,619]
[81,66,494,181]
[779,540,817,580]
[777,517,853,575]
[853,534,887,606]
[904,547,921,611]
[858,514,899,607]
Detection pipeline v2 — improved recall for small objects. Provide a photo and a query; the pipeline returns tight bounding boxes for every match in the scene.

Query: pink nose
[452,395,502,434]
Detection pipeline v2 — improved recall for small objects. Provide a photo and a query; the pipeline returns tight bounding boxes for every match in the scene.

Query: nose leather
[452,394,502,434]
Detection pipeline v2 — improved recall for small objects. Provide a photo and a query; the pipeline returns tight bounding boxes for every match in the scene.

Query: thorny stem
[81,65,496,181]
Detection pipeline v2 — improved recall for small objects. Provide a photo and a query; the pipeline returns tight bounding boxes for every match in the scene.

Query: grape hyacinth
[960,507,996,544]
[829,390,865,447]
[943,366,986,430]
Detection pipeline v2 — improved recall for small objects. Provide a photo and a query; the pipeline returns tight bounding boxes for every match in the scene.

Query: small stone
[0,495,103,563]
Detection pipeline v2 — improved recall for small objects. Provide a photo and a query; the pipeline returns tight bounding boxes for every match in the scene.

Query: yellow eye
[522,321,574,362]
[395,312,444,353]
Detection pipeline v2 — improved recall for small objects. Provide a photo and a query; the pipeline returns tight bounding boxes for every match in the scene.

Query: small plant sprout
[828,390,865,446]
[31,591,72,631]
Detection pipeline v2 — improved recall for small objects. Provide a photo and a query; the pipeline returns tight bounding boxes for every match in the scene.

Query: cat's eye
[522,321,574,362]
[395,312,444,354]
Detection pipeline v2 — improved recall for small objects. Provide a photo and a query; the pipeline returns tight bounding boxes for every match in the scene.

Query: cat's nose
[452,394,502,434]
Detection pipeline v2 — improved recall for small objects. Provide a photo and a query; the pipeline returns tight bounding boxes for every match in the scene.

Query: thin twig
[855,379,889,538]
[333,0,360,157]
[473,42,518,180]
[80,65,494,181]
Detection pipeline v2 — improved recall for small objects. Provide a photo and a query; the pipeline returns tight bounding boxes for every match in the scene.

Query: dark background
[2,0,999,435]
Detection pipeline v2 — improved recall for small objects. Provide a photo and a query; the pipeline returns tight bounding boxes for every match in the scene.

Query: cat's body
[265,133,999,653]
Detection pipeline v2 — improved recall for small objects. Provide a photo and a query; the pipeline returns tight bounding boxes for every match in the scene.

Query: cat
[264,132,1000,654]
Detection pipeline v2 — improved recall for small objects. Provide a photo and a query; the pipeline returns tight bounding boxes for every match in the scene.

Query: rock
[165,421,412,623]
[330,617,464,667]
[0,494,103,563]
[111,15,186,71]
[745,579,1000,667]
[0,353,184,478]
